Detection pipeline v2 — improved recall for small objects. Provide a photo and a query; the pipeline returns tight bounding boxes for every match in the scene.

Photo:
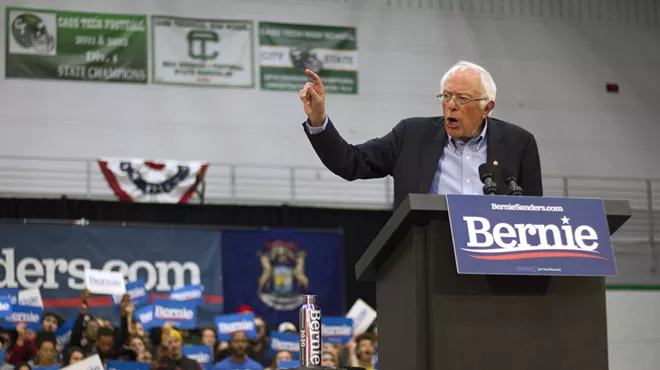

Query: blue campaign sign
[269,331,300,359]
[0,289,18,305]
[181,345,213,370]
[215,312,257,341]
[135,304,154,329]
[278,360,299,369]
[107,360,150,370]
[151,299,197,329]
[112,280,149,310]
[2,304,43,331]
[321,317,353,344]
[0,298,13,318]
[0,222,223,327]
[170,284,205,306]
[446,194,616,276]
[55,318,75,349]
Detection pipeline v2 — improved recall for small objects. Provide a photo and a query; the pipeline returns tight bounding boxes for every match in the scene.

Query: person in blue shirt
[212,332,263,370]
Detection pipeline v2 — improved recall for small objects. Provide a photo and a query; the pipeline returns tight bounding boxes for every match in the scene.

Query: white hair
[440,61,497,110]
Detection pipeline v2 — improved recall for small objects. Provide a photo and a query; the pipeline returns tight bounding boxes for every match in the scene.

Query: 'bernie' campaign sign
[151,299,197,329]
[215,313,257,341]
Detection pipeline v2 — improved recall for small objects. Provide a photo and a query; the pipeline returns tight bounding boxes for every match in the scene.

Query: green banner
[259,22,358,94]
[5,7,148,83]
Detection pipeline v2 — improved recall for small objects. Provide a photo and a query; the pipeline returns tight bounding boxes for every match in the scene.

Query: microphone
[503,168,524,196]
[478,163,498,196]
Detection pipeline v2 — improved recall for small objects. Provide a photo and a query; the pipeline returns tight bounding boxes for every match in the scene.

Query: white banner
[98,158,209,204]
[84,268,126,295]
[18,288,43,308]
[152,16,254,87]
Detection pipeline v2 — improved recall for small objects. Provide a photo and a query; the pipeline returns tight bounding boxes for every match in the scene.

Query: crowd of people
[0,290,379,370]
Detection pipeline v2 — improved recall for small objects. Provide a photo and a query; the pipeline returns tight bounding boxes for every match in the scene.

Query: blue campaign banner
[151,299,197,329]
[112,280,149,310]
[0,289,18,305]
[107,360,150,370]
[222,228,343,325]
[181,345,213,370]
[446,194,616,276]
[215,312,257,341]
[0,222,223,327]
[135,304,154,329]
[0,297,13,318]
[321,317,353,344]
[2,304,42,330]
[170,284,205,306]
[269,331,300,359]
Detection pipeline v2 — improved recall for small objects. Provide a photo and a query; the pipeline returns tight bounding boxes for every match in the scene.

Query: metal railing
[0,155,658,282]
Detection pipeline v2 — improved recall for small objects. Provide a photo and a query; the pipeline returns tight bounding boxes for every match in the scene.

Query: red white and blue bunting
[98,158,208,203]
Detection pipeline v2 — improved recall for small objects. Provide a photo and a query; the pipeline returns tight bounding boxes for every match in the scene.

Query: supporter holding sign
[151,299,197,329]
[69,289,131,364]
[214,313,257,342]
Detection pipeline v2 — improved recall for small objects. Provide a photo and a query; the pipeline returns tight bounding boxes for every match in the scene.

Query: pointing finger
[304,69,323,87]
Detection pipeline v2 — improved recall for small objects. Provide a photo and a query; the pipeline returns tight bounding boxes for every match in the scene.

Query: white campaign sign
[84,268,126,295]
[18,288,43,308]
[61,353,103,370]
[346,298,377,335]
[152,16,254,87]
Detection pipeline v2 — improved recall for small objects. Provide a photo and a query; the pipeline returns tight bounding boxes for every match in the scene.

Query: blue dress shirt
[429,119,488,195]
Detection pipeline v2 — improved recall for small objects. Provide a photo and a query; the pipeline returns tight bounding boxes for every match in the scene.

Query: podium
[355,194,631,370]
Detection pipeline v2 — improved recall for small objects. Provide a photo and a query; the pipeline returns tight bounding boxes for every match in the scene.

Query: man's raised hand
[299,69,326,127]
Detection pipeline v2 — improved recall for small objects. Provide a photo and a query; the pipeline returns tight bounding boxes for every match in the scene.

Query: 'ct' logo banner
[446,195,616,276]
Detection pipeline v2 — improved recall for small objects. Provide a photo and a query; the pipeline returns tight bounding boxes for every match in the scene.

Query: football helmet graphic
[11,13,55,53]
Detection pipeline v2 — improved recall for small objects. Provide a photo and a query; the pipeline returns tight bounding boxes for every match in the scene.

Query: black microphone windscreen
[502,168,516,182]
[478,163,493,180]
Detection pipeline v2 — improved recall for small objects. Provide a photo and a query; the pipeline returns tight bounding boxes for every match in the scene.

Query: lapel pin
[493,161,499,167]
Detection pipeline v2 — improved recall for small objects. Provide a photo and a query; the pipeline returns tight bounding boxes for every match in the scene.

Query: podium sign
[446,194,617,276]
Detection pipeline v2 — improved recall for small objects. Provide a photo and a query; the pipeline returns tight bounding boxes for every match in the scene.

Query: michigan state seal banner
[5,7,147,83]
[152,16,254,87]
[446,194,617,276]
[222,228,343,325]
[259,22,357,94]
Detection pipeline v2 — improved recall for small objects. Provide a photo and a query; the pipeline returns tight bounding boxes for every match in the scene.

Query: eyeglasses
[436,92,488,106]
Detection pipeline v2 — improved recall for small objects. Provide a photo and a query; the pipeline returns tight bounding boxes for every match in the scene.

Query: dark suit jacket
[304,116,543,209]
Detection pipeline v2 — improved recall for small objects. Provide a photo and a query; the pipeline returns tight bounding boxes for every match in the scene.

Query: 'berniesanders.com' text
[491,203,564,212]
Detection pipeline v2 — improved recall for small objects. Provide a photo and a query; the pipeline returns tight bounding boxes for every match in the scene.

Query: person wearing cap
[153,323,201,370]
[299,61,543,208]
